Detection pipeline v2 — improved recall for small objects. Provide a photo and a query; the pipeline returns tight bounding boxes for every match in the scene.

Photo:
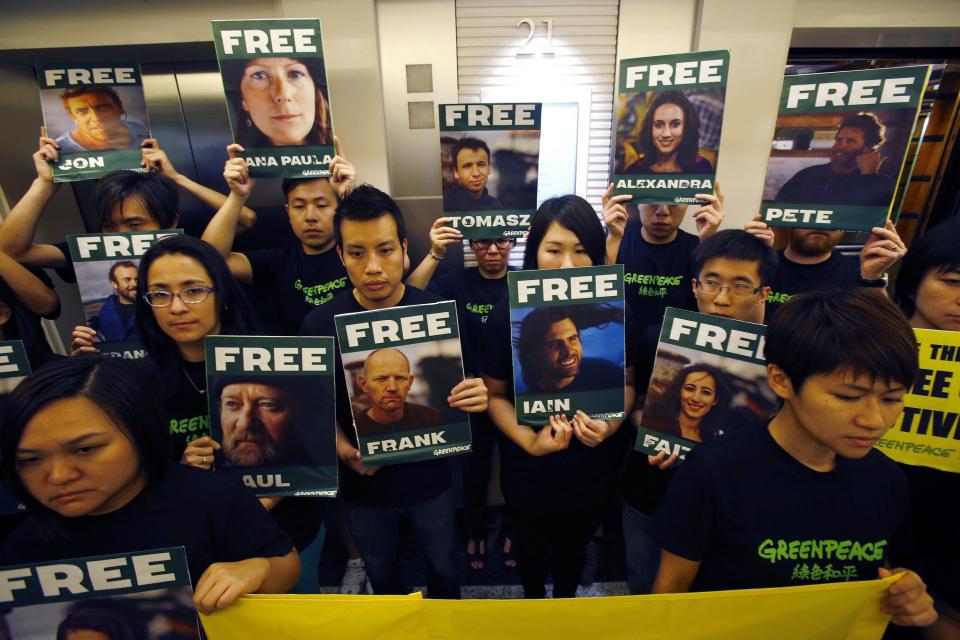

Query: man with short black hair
[443,137,502,211]
[90,260,139,342]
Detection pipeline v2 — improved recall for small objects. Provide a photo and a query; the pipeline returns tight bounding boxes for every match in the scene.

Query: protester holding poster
[481,195,635,599]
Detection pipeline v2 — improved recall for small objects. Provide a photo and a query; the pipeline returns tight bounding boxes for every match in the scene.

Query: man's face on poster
[536,317,583,389]
[788,229,845,257]
[220,383,292,466]
[64,91,126,144]
[110,265,138,304]
[359,350,413,420]
[453,147,491,196]
[830,126,868,171]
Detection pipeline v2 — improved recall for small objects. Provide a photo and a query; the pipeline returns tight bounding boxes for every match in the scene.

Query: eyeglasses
[471,239,514,251]
[695,280,761,298]
[143,286,216,307]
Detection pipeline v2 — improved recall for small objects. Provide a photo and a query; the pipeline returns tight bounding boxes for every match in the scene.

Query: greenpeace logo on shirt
[295,276,348,306]
[466,302,494,322]
[766,290,791,304]
[169,414,210,441]
[625,272,684,299]
[758,537,887,582]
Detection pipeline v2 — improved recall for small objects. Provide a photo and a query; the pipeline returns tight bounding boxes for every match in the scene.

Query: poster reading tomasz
[636,308,777,460]
[205,335,338,496]
[35,63,152,182]
[613,50,729,205]
[212,19,335,179]
[0,547,199,639]
[68,230,182,358]
[335,301,472,466]
[438,103,541,239]
[760,65,931,231]
[508,265,626,427]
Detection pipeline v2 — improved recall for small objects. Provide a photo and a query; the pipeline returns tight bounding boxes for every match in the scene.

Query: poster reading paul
[205,335,338,496]
[438,103,542,239]
[760,65,931,231]
[508,265,626,427]
[613,50,729,204]
[334,301,472,466]
[636,308,777,460]
[35,63,152,182]
[0,547,199,639]
[212,19,335,178]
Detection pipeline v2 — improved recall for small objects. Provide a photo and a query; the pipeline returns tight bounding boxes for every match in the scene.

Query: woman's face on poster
[241,57,316,146]
[651,102,684,157]
[679,371,718,420]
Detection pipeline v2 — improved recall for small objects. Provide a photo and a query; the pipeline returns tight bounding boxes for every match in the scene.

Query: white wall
[794,0,960,28]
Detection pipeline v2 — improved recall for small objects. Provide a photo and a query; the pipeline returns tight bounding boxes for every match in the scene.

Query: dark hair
[333,184,407,248]
[57,606,135,640]
[766,289,918,391]
[0,277,55,368]
[281,176,336,202]
[59,86,123,111]
[523,195,605,270]
[108,260,138,284]
[135,235,258,397]
[839,112,885,149]
[1,357,169,538]
[664,363,729,441]
[92,171,179,231]
[693,229,778,287]
[451,137,491,169]
[638,91,702,169]
[894,217,960,318]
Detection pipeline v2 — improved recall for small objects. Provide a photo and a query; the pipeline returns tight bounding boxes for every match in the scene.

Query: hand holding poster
[508,265,626,426]
[205,336,338,496]
[876,328,960,472]
[35,63,152,182]
[760,65,931,231]
[334,301,472,465]
[0,547,199,639]
[439,103,541,239]
[613,51,729,205]
[212,19,334,178]
[636,308,777,460]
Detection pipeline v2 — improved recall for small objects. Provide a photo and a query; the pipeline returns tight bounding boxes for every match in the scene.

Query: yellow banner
[876,328,960,473]
[200,577,897,640]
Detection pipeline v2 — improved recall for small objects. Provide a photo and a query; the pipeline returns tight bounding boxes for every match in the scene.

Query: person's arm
[744,214,775,247]
[860,219,906,281]
[200,145,255,284]
[328,136,357,199]
[447,377,488,413]
[0,250,58,317]
[878,567,938,627]
[193,549,300,614]
[406,217,462,288]
[335,422,378,476]
[482,374,573,456]
[602,183,630,265]
[141,138,258,232]
[571,366,635,446]
[691,183,724,242]
[651,549,701,593]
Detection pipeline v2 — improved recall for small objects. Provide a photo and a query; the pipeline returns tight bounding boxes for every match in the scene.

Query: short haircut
[693,229,778,286]
[452,137,491,168]
[92,171,179,231]
[894,216,960,318]
[108,260,137,284]
[59,86,123,111]
[839,112,885,149]
[765,289,918,392]
[281,176,336,202]
[638,91,702,169]
[0,357,169,539]
[333,184,407,248]
[523,195,605,270]
[57,606,135,640]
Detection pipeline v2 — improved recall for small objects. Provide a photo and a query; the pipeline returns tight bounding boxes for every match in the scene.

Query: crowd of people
[0,128,956,638]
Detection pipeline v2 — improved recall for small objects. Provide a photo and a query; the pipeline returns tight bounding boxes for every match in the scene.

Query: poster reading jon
[613,50,729,205]
[508,265,626,427]
[212,19,335,178]
[439,103,541,239]
[760,65,931,231]
[35,63,152,182]
[335,301,472,466]
[205,335,338,496]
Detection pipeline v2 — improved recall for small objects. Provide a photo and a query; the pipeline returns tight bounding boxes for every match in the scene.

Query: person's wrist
[429,248,445,260]
[33,176,56,189]
[858,273,888,288]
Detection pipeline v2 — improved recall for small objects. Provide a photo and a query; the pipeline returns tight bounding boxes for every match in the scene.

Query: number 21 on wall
[517,18,554,55]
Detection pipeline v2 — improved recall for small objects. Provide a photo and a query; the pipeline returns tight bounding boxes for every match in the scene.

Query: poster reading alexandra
[636,308,777,460]
[35,63,152,182]
[508,265,626,427]
[0,547,199,639]
[212,19,335,179]
[760,65,931,231]
[876,328,960,473]
[0,340,30,516]
[68,230,182,357]
[335,301,472,465]
[613,50,729,205]
[439,103,541,239]
[205,336,338,497]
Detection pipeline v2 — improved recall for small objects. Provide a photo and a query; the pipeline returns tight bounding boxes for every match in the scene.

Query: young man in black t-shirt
[300,185,488,599]
[651,289,937,630]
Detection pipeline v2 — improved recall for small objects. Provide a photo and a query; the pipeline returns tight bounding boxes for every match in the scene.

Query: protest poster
[439,103,541,239]
[67,230,182,357]
[760,65,931,231]
[0,340,30,516]
[876,328,960,473]
[35,63,152,182]
[334,301,472,465]
[205,335,338,496]
[508,265,626,427]
[212,19,334,179]
[0,547,198,639]
[612,50,729,205]
[635,308,777,460]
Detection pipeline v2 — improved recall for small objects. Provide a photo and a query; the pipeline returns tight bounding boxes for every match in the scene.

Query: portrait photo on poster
[73,259,141,344]
[440,129,540,213]
[38,85,150,154]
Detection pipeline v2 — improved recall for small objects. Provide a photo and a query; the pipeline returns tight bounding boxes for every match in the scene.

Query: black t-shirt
[0,465,293,583]
[245,245,349,335]
[774,163,894,207]
[53,240,78,283]
[442,187,502,211]
[767,250,860,318]
[299,286,454,507]
[651,426,911,592]
[355,402,443,438]
[161,359,210,462]
[616,222,698,332]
